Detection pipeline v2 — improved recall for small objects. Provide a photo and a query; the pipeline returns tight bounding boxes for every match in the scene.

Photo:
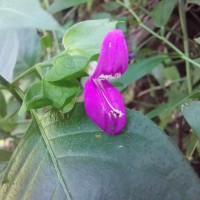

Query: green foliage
[102,2,120,12]
[1,104,200,199]
[113,56,166,91]
[182,101,200,141]
[0,30,19,81]
[45,54,88,82]
[62,19,117,57]
[1,0,200,198]
[40,32,53,48]
[19,19,118,113]
[48,0,88,13]
[20,80,79,113]
[0,91,7,118]
[0,0,62,31]
[13,28,41,79]
[0,28,41,81]
[151,0,177,27]
[186,133,199,160]
[147,90,186,119]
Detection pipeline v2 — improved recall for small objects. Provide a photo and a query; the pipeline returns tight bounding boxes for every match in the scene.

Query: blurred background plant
[1,0,200,180]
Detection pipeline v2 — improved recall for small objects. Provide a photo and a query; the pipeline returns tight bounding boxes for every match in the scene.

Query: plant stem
[116,0,200,69]
[178,0,192,94]
[44,0,61,54]
[11,66,36,85]
[11,63,50,84]
[0,75,23,104]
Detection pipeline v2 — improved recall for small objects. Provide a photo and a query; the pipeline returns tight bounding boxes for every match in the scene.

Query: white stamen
[109,42,112,48]
[98,73,121,80]
[86,61,97,75]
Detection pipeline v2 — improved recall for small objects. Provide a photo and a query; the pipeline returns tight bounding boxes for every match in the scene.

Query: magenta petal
[91,29,128,79]
[84,78,126,135]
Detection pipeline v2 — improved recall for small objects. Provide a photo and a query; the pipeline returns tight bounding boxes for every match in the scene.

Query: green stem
[11,49,68,84]
[11,66,37,85]
[178,0,192,94]
[0,75,23,104]
[117,0,200,69]
[11,63,50,84]
[44,0,60,54]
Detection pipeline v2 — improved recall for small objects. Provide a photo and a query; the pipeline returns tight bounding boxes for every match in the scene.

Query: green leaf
[20,80,79,113]
[112,56,166,91]
[102,2,120,12]
[91,12,112,20]
[40,32,53,48]
[62,19,117,57]
[46,54,88,82]
[151,0,176,27]
[147,89,186,119]
[164,65,180,81]
[182,101,200,141]
[186,133,199,160]
[61,97,76,113]
[1,104,200,199]
[0,0,62,31]
[19,81,51,113]
[13,28,41,79]
[0,91,7,118]
[0,29,19,81]
[43,80,80,108]
[48,0,87,14]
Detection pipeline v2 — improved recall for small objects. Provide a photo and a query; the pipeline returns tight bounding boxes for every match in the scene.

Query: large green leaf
[48,0,87,14]
[1,104,200,199]
[62,19,117,57]
[151,0,176,27]
[0,0,62,31]
[182,101,200,141]
[0,29,19,82]
[13,28,41,79]
[0,28,41,82]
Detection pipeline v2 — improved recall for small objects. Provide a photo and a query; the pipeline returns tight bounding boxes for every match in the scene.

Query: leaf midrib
[31,110,73,200]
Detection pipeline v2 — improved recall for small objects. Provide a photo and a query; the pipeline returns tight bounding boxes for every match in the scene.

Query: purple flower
[84,30,128,135]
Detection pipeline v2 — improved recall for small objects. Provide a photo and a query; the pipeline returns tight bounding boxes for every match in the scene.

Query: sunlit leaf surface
[1,104,200,200]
